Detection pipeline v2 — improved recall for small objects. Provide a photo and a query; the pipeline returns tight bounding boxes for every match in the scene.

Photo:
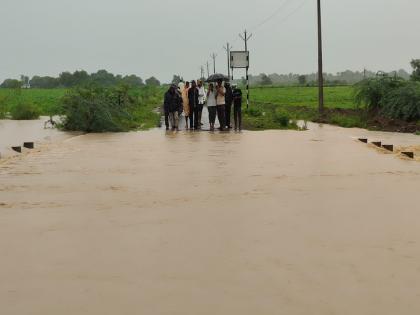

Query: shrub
[60,85,133,132]
[0,95,8,119]
[274,109,290,127]
[60,85,161,132]
[354,76,405,112]
[9,102,40,120]
[246,107,263,117]
[380,82,420,121]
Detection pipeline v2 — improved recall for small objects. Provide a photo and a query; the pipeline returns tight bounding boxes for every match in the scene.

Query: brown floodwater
[0,117,76,158]
[0,122,419,315]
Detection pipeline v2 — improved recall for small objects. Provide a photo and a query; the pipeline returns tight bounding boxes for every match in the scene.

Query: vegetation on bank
[246,61,420,133]
[0,86,163,131]
[60,85,163,132]
[242,104,300,130]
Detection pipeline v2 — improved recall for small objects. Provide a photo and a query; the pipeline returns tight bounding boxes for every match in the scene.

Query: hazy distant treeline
[245,69,411,86]
[0,70,161,89]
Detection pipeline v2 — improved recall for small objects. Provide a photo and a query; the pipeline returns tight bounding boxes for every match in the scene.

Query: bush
[9,102,41,120]
[60,85,161,132]
[60,85,132,132]
[354,76,405,112]
[246,107,263,117]
[381,82,420,121]
[0,95,8,119]
[273,109,290,127]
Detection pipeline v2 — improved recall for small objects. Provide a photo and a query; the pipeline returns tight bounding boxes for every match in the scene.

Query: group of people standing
[164,79,242,132]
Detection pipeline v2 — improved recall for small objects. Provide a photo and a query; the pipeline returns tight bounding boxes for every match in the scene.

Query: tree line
[245,68,413,87]
[0,70,161,89]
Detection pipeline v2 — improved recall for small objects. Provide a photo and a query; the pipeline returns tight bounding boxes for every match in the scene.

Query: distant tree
[90,70,116,86]
[298,75,307,85]
[145,76,160,86]
[122,74,144,87]
[260,73,272,86]
[72,70,89,85]
[410,59,420,81]
[30,76,59,88]
[59,71,76,87]
[0,79,21,88]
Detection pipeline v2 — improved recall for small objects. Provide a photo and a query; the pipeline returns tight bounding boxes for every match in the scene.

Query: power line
[199,0,310,80]
[248,0,295,33]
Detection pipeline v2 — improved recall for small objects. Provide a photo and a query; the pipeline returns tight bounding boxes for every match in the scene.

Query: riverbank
[247,102,420,133]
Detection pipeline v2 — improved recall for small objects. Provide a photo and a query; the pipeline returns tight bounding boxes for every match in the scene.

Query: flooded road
[0,117,76,158]
[0,124,419,315]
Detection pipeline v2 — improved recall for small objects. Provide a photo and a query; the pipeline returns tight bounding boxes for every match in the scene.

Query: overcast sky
[1,0,419,83]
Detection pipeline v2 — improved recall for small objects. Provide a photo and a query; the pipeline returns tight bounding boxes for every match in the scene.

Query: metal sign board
[230,51,249,69]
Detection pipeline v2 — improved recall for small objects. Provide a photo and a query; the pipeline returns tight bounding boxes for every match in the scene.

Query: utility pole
[206,61,210,78]
[223,42,231,79]
[200,66,204,80]
[239,30,252,109]
[317,0,324,114]
[210,53,217,74]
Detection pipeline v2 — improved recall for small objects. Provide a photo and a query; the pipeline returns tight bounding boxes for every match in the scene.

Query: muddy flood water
[0,121,420,315]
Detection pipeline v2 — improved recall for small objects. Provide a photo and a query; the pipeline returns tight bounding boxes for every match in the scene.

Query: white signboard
[230,51,249,69]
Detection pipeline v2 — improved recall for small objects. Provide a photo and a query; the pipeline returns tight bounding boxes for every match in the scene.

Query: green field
[0,88,67,115]
[250,86,355,109]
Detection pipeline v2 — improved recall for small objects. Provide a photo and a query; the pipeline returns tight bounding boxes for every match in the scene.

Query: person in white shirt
[215,79,226,131]
[197,80,206,127]
[206,83,217,131]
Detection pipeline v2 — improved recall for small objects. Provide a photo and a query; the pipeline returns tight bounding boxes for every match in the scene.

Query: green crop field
[250,86,355,109]
[0,88,67,115]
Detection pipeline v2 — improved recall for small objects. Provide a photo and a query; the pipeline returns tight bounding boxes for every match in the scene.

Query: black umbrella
[206,73,230,83]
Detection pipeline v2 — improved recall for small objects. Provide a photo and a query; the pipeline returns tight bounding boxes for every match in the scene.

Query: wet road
[0,124,419,315]
[0,117,76,158]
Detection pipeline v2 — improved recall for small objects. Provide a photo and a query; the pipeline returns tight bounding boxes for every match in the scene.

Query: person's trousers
[193,107,200,129]
[164,110,170,129]
[197,104,204,125]
[169,111,179,129]
[188,105,194,129]
[216,104,226,130]
[233,104,242,130]
[208,106,217,125]
[225,102,232,127]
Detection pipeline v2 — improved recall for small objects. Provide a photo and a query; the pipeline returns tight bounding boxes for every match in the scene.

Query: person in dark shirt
[163,84,182,131]
[232,85,243,131]
[224,82,233,129]
[188,80,200,130]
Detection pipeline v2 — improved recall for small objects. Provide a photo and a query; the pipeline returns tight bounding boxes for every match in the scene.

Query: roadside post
[238,30,252,109]
[230,30,251,109]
